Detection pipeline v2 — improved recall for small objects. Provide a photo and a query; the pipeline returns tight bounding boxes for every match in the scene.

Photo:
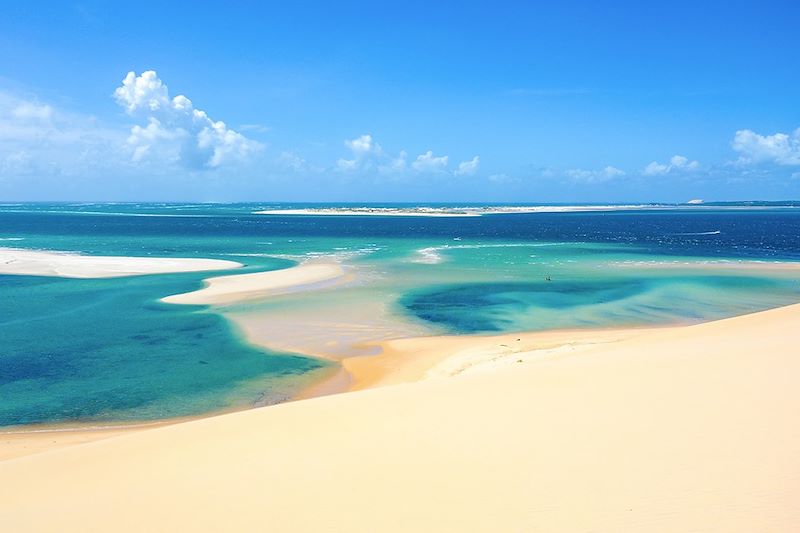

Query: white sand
[1,304,799,531]
[254,205,660,217]
[0,247,241,278]
[254,208,480,217]
[161,261,348,305]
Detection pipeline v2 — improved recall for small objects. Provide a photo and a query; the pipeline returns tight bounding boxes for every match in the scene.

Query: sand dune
[0,247,241,278]
[1,304,799,531]
[161,261,348,305]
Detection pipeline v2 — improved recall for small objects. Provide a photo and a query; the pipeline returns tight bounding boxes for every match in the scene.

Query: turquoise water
[1,204,800,428]
[0,271,330,427]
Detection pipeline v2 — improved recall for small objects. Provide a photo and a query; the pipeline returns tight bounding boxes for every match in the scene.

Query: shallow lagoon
[2,204,799,427]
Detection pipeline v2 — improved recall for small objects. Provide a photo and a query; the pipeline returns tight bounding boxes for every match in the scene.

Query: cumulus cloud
[731,128,800,166]
[565,165,625,183]
[114,71,261,169]
[412,150,449,172]
[454,156,480,176]
[336,135,458,176]
[642,161,668,176]
[345,134,381,156]
[336,133,386,171]
[380,150,408,174]
[642,155,700,176]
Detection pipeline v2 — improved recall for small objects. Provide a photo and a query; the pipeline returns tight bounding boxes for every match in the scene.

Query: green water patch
[0,272,329,428]
[399,275,800,333]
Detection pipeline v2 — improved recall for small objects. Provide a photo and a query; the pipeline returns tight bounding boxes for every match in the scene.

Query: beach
[4,1,799,528]
[2,207,800,532]
[1,302,799,531]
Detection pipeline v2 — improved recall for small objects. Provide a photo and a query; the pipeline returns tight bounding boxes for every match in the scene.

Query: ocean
[1,203,799,428]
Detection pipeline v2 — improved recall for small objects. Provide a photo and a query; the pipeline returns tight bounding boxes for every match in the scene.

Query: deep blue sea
[1,203,799,428]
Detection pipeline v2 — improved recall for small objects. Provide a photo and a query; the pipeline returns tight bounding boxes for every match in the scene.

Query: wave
[609,258,800,269]
[412,242,578,264]
[225,246,384,264]
[221,253,282,258]
[670,230,721,236]
[0,209,217,218]
[415,247,445,264]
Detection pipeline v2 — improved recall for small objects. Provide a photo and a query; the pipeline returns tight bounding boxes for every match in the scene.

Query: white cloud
[565,165,625,183]
[669,155,700,170]
[114,70,261,169]
[345,134,381,156]
[643,161,669,176]
[0,91,121,180]
[379,150,408,174]
[12,101,54,121]
[336,133,385,172]
[454,156,480,176]
[643,154,700,176]
[336,157,359,171]
[731,128,800,166]
[412,150,449,172]
[128,118,180,163]
[336,136,452,176]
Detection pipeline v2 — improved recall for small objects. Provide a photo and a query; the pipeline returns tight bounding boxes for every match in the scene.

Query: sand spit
[0,247,241,278]
[161,261,348,305]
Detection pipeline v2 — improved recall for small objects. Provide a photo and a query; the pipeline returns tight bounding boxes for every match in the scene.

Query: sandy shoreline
[2,303,799,531]
[0,422,172,462]
[0,247,241,278]
[343,326,661,390]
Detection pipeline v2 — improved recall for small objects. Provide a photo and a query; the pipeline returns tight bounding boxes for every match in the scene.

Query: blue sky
[1,1,799,202]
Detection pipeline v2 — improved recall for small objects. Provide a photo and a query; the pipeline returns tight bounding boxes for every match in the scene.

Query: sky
[0,0,799,203]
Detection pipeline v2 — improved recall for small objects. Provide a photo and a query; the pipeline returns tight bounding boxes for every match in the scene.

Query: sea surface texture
[1,203,799,428]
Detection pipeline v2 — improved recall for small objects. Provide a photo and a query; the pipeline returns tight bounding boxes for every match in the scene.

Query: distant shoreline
[254,204,665,217]
[253,204,799,217]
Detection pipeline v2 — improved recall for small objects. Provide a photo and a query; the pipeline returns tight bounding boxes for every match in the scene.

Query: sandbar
[161,261,349,305]
[0,247,241,278]
[254,205,662,217]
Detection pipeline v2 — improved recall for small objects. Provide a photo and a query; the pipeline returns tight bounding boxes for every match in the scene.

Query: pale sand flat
[1,304,799,531]
[161,262,348,305]
[0,247,241,278]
